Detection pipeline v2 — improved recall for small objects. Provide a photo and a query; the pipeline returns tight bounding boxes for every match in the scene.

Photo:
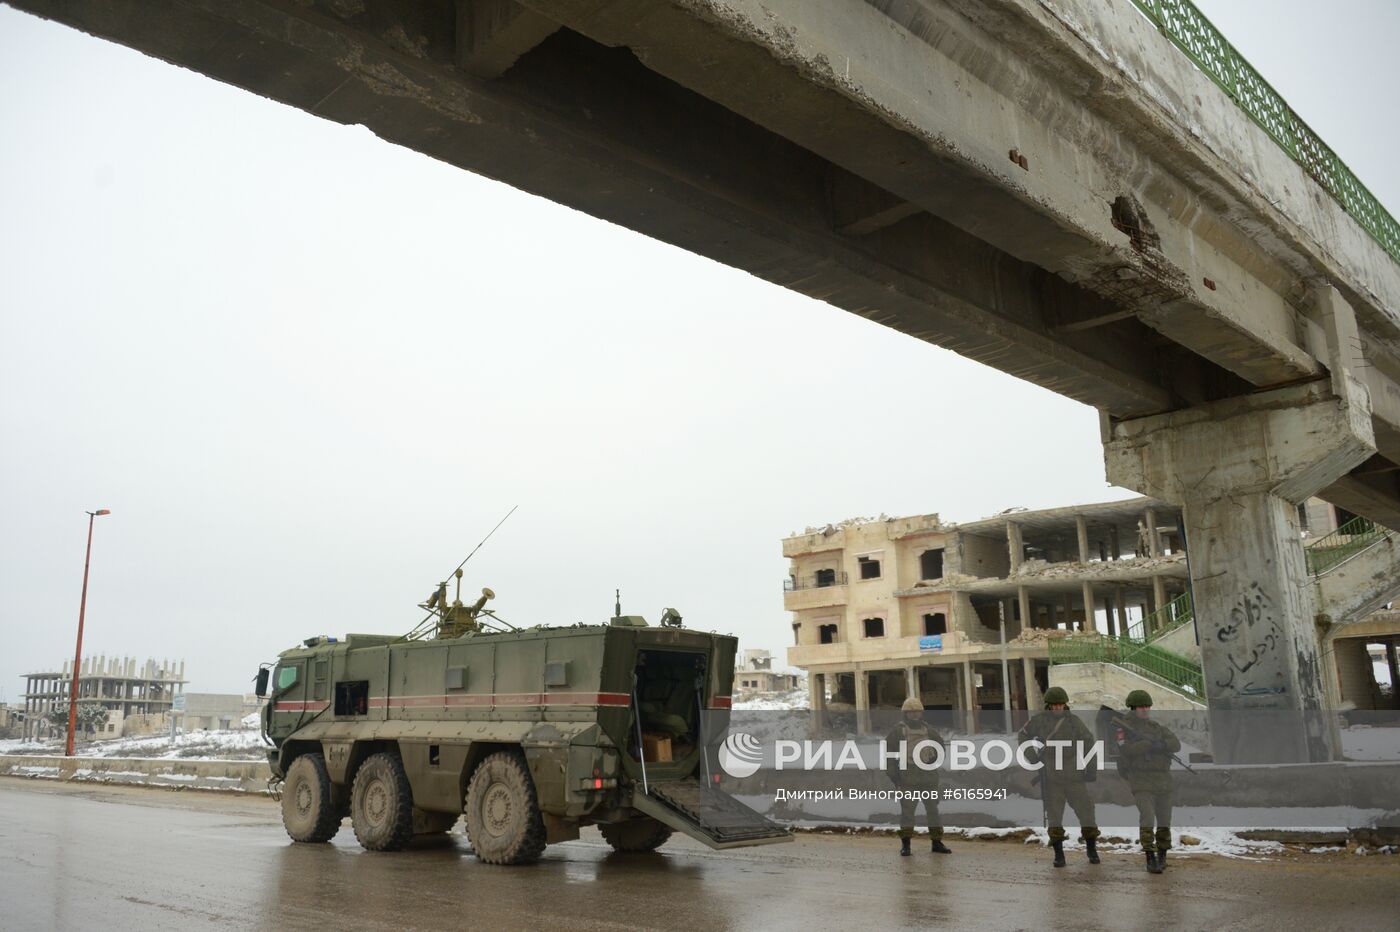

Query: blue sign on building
[918,635,943,653]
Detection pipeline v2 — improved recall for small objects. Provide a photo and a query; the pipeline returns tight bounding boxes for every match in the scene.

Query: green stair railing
[1122,590,1193,644]
[1304,515,1390,576]
[1048,636,1204,700]
[1128,0,1399,264]
[1052,511,1394,701]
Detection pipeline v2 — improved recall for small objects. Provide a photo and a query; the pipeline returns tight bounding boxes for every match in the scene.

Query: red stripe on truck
[363,692,633,709]
[274,693,632,712]
[272,700,329,712]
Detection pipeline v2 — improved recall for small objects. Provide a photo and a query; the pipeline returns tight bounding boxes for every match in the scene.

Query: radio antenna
[448,505,518,578]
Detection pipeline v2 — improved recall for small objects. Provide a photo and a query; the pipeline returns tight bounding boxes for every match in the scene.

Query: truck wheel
[464,751,546,865]
[600,818,673,852]
[350,751,415,851]
[282,753,341,843]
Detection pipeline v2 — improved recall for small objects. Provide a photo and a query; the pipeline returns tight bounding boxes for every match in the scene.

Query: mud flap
[630,780,792,849]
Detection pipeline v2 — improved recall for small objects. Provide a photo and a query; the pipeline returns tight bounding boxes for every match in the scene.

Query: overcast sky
[2,1,1398,698]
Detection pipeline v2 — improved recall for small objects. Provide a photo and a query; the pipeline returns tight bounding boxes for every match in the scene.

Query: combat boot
[1145,851,1163,874]
[1085,838,1100,864]
[1051,841,1066,868]
[931,838,951,854]
[900,837,911,857]
[1157,849,1168,869]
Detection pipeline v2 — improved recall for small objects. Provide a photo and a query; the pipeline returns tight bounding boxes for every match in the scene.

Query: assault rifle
[1110,713,1198,775]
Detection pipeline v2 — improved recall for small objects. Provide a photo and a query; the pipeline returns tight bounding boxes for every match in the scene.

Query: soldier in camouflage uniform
[1113,689,1180,874]
[885,696,951,856]
[1016,686,1100,868]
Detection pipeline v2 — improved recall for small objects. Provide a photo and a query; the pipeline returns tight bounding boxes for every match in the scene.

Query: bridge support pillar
[1104,379,1374,762]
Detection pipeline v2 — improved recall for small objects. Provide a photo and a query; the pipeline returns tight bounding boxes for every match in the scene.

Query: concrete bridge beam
[1104,380,1374,762]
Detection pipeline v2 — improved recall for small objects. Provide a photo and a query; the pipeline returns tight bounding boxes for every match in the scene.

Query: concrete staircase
[1050,519,1400,711]
[1049,591,1205,703]
[1311,519,1400,628]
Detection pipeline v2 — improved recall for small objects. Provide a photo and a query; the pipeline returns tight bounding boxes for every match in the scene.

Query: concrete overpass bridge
[11,0,1400,761]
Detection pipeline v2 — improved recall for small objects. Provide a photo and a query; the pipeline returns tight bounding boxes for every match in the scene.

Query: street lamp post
[66,508,110,757]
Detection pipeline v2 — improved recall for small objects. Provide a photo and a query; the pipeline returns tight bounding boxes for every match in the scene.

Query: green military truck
[256,582,789,863]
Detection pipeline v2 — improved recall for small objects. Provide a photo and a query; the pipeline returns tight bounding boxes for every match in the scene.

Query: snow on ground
[734,688,809,711]
[0,729,267,760]
[770,809,1291,859]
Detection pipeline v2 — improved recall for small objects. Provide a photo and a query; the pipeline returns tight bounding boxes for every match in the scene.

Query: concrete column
[1109,526,1120,560]
[1145,508,1161,556]
[1076,516,1089,563]
[1152,575,1167,619]
[1104,374,1375,763]
[854,669,870,734]
[1006,522,1023,573]
[809,673,826,712]
[962,660,977,733]
[1115,589,1129,637]
[1063,594,1076,630]
[1103,597,1116,637]
[1021,656,1042,710]
[1017,586,1032,632]
[1081,581,1095,633]
[1387,641,1400,711]
[905,666,918,701]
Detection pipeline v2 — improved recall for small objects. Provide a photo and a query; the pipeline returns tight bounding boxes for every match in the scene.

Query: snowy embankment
[733,688,809,711]
[0,729,267,761]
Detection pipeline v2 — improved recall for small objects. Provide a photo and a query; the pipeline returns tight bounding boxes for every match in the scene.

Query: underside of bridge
[11,0,1400,761]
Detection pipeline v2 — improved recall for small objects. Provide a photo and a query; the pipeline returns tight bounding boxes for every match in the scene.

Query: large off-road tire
[464,751,546,865]
[599,818,673,853]
[281,752,341,843]
[350,751,415,851]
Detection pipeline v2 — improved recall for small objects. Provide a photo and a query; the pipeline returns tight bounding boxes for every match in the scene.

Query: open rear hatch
[632,780,792,849]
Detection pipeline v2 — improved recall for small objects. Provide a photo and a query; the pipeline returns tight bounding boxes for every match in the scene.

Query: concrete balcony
[788,632,970,668]
[783,582,849,611]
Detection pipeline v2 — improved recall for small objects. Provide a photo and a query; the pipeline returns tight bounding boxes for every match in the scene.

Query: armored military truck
[256,579,789,863]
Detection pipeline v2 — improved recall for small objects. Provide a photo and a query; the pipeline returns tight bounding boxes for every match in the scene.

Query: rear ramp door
[632,780,792,849]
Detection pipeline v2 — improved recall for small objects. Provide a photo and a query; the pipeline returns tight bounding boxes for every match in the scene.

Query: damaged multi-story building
[784,496,1399,726]
[20,655,187,741]
[734,649,803,698]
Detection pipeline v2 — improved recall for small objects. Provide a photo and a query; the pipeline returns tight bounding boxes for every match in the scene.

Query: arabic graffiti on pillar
[1214,582,1286,694]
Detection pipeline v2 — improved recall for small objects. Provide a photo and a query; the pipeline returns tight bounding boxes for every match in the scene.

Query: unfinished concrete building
[734,650,802,697]
[1324,613,1399,712]
[784,495,1398,729]
[21,656,187,741]
[784,498,1186,722]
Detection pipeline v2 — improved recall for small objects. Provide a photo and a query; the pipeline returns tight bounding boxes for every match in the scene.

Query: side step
[631,780,792,849]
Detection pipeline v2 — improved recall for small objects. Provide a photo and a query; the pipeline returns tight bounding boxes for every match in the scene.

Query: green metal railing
[1129,0,1399,264]
[1122,590,1192,644]
[1051,512,1394,699]
[1048,636,1205,699]
[1304,515,1390,576]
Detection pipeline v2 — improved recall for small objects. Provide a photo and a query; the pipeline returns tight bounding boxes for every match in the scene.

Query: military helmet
[1043,686,1069,706]
[901,696,925,712]
[1125,689,1153,708]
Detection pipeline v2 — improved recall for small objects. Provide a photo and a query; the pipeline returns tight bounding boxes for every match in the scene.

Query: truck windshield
[276,665,299,690]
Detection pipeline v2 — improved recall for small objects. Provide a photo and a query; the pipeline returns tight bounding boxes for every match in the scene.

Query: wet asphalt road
[0,778,1395,931]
